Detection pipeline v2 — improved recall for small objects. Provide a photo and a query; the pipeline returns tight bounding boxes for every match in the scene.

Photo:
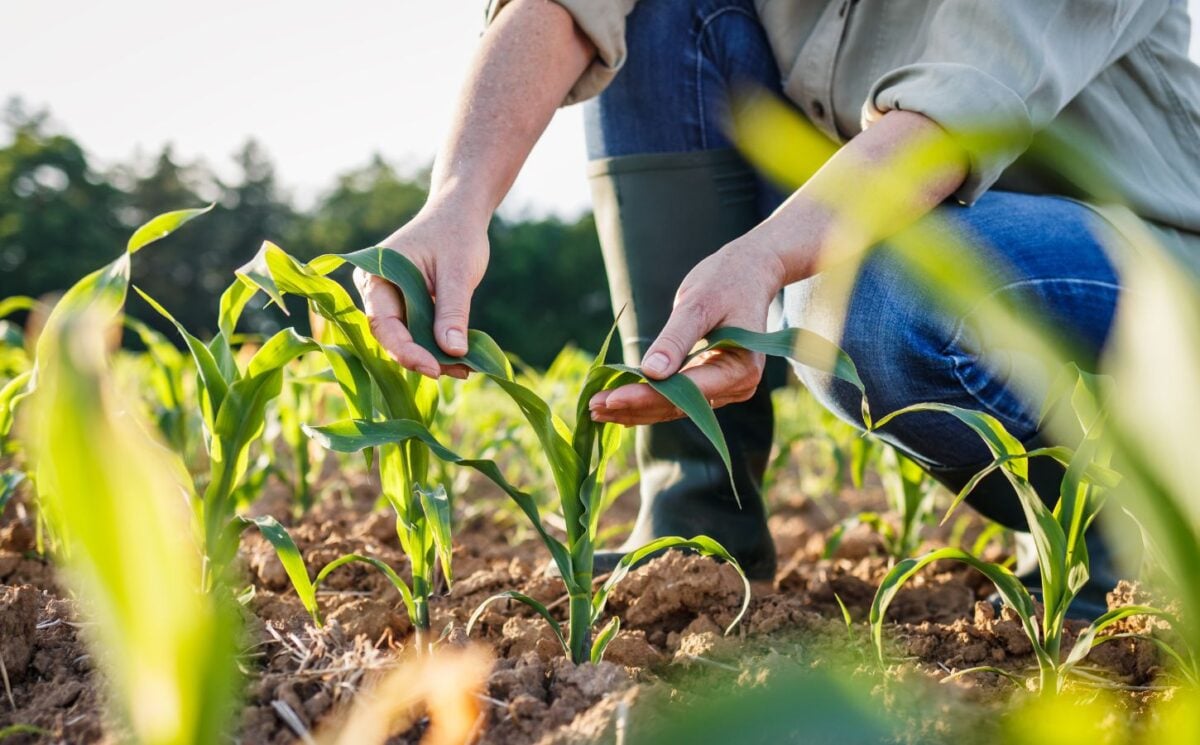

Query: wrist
[422,184,495,232]
[721,236,789,298]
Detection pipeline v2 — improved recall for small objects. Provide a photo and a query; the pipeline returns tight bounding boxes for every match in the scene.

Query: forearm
[744,110,969,286]
[427,0,595,222]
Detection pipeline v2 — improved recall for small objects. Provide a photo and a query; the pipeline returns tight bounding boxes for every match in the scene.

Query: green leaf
[602,363,739,506]
[0,296,35,320]
[833,593,854,633]
[466,590,568,657]
[314,553,417,623]
[304,418,575,588]
[134,287,230,417]
[1062,604,1173,671]
[0,370,33,438]
[869,547,1044,669]
[701,326,870,426]
[872,402,1069,639]
[940,666,1025,686]
[591,535,751,635]
[212,278,259,378]
[0,470,25,514]
[31,308,240,745]
[873,403,1027,475]
[0,725,51,740]
[321,345,374,420]
[415,484,455,586]
[591,616,621,663]
[126,205,213,254]
[235,244,422,424]
[240,515,319,624]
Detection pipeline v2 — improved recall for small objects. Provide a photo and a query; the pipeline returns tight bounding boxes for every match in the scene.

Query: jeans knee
[783,253,953,429]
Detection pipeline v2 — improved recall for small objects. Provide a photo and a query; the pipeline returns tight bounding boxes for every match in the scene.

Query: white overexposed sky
[4,1,1200,219]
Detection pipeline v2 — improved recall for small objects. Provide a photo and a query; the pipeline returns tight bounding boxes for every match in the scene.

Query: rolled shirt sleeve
[864,0,1171,204]
[485,0,638,105]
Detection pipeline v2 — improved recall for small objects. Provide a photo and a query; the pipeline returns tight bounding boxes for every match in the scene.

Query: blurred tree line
[0,98,612,367]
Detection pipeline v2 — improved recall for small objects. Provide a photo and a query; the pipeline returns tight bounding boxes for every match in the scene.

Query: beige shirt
[486,0,1200,258]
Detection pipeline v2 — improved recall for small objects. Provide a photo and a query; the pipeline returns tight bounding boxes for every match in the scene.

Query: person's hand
[354,205,489,379]
[588,241,787,425]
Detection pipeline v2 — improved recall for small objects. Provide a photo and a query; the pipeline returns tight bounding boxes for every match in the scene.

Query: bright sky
[5,1,1200,219]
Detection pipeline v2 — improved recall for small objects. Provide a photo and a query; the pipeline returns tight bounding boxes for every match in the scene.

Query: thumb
[641,302,709,379]
[433,268,474,357]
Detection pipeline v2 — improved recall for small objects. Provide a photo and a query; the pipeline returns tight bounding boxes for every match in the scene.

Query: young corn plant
[3,207,213,558]
[866,376,1179,694]
[29,307,241,745]
[825,444,935,561]
[304,249,870,663]
[135,285,326,585]
[230,242,454,647]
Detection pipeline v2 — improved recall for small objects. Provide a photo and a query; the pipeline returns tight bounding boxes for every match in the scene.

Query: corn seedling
[28,303,240,744]
[230,243,453,647]
[824,445,935,561]
[136,285,324,584]
[304,249,870,663]
[864,381,1186,693]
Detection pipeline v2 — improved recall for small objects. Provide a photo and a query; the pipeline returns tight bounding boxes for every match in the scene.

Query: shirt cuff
[864,62,1033,205]
[485,0,629,105]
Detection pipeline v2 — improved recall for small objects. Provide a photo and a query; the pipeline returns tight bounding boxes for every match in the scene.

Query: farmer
[356,0,1200,616]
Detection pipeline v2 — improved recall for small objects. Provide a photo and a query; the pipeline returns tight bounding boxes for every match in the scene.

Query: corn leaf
[304,418,575,586]
[320,344,374,420]
[337,246,511,379]
[591,535,751,634]
[0,295,36,320]
[0,370,33,438]
[873,403,1028,477]
[869,547,1042,667]
[314,553,417,623]
[466,590,568,657]
[415,484,455,586]
[872,402,1069,627]
[240,515,320,624]
[127,205,213,254]
[204,330,319,550]
[236,243,422,424]
[602,363,739,506]
[134,287,230,419]
[702,326,870,425]
[1062,604,1172,672]
[590,616,621,663]
[31,310,239,745]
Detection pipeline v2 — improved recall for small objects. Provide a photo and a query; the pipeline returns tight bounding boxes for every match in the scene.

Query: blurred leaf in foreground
[30,309,240,745]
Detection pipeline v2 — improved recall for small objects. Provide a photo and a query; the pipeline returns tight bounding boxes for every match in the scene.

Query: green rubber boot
[587,149,778,581]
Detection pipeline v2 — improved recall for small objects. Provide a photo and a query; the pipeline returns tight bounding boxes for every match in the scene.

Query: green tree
[0,99,127,303]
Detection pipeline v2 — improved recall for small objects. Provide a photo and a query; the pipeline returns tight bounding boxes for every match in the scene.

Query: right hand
[354,205,489,379]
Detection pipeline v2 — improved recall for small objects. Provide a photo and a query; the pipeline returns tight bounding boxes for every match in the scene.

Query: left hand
[588,240,787,425]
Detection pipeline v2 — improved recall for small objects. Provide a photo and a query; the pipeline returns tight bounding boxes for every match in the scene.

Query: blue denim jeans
[583,0,1121,475]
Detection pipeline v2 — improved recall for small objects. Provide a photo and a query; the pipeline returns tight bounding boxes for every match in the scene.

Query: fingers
[439,363,472,380]
[641,299,711,379]
[356,269,442,378]
[433,267,474,357]
[589,349,763,425]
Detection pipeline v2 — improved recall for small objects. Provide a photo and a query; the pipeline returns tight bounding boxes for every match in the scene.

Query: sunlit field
[4,5,1200,744]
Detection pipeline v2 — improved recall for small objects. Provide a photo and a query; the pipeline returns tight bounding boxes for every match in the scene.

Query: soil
[0,468,1176,744]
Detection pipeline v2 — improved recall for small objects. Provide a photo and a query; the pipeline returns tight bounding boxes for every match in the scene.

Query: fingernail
[642,352,669,377]
[445,328,467,352]
[605,396,628,411]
